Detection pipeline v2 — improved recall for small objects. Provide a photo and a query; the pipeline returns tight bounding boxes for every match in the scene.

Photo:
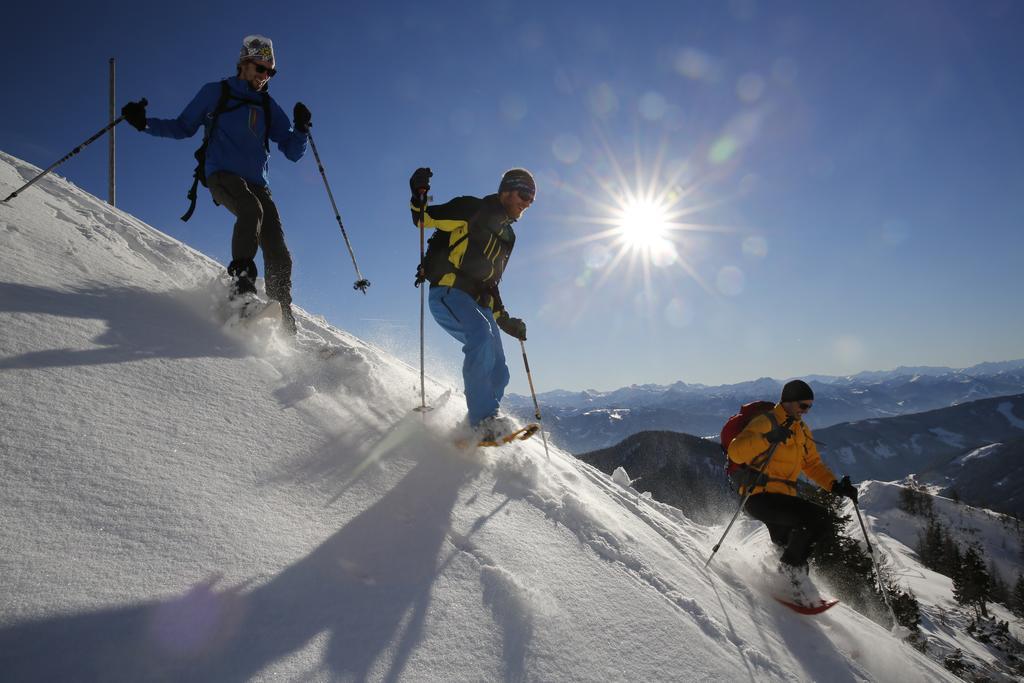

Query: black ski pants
[208,172,293,305]
[744,493,830,568]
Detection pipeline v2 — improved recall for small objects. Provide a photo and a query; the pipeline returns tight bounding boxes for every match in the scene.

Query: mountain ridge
[507,369,1024,453]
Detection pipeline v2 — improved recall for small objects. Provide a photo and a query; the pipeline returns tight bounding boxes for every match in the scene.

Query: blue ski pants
[428,286,510,425]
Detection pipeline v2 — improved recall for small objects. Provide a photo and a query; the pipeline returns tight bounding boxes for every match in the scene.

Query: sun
[544,136,731,298]
[614,198,673,255]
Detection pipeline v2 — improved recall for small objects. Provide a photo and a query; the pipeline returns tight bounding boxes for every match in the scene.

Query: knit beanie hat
[780,379,814,403]
[498,168,536,198]
[240,35,275,67]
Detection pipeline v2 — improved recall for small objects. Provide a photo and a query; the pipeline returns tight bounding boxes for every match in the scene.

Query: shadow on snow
[0,449,486,682]
[0,281,243,369]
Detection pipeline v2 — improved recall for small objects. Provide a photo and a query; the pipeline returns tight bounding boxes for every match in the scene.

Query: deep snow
[0,151,957,681]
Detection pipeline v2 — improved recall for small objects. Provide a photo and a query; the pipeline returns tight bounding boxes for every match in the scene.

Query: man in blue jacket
[121,35,309,334]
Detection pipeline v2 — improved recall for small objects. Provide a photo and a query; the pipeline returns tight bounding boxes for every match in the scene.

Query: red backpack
[720,401,778,481]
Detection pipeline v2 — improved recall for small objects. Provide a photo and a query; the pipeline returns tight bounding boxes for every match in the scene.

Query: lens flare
[542,128,745,318]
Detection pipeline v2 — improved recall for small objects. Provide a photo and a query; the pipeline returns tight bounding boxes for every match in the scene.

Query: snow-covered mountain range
[506,366,1024,454]
[814,395,1024,517]
[577,393,1024,525]
[0,149,1002,681]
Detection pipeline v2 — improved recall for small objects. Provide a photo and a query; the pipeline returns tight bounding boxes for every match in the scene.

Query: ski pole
[853,499,899,626]
[307,130,370,293]
[412,191,431,414]
[520,340,551,460]
[704,420,793,569]
[2,100,146,204]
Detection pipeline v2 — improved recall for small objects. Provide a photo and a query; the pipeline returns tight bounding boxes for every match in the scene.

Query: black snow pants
[744,493,830,568]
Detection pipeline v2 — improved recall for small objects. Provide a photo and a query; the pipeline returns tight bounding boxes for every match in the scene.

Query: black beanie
[780,379,814,403]
[498,168,536,198]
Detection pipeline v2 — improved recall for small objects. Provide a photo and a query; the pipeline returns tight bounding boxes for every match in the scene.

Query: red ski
[774,596,839,615]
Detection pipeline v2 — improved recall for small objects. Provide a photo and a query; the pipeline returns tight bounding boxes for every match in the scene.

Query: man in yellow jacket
[728,379,858,577]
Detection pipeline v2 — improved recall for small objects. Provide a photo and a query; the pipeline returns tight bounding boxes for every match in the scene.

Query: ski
[773,596,839,615]
[456,423,540,449]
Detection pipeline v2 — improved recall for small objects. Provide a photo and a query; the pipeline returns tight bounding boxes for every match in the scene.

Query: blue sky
[4,0,1023,393]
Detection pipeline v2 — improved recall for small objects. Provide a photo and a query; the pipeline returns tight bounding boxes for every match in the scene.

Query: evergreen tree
[888,583,921,630]
[1010,575,1024,618]
[807,488,882,617]
[899,485,918,515]
[943,649,967,677]
[940,529,961,577]
[953,546,991,619]
[898,483,933,517]
[917,518,945,571]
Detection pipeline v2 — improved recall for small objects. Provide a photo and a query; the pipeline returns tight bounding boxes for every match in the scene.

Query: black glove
[121,100,147,131]
[410,167,432,208]
[831,475,858,502]
[293,102,311,131]
[763,423,793,445]
[497,315,526,341]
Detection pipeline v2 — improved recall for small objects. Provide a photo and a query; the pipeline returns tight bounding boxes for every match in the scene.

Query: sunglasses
[516,190,535,202]
[249,62,277,77]
[797,402,813,411]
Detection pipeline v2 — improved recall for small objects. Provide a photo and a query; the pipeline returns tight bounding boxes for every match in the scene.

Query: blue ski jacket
[145,77,306,187]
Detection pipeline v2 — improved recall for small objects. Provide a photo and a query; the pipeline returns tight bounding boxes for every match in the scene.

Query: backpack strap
[737,414,799,493]
[181,80,232,222]
[181,82,273,222]
[259,91,271,152]
[747,412,780,471]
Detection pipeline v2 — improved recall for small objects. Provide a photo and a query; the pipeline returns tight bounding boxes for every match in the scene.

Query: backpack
[414,228,497,303]
[720,401,780,488]
[180,80,271,222]
[416,229,469,288]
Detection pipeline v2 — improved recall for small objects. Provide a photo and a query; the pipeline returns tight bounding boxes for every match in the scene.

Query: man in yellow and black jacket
[408,167,535,436]
[728,380,858,575]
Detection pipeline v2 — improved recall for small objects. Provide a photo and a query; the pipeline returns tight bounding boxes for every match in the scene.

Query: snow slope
[857,481,1024,677]
[0,151,954,681]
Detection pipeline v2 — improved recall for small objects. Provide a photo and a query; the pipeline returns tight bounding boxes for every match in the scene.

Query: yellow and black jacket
[727,404,837,497]
[412,193,516,312]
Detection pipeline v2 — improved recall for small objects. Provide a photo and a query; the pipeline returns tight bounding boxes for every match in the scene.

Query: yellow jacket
[727,404,837,497]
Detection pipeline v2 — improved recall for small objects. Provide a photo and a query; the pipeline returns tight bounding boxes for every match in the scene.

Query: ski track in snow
[484,449,794,679]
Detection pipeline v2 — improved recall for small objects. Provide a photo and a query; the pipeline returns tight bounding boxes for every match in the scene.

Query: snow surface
[952,443,1002,467]
[857,481,1024,672]
[838,446,857,466]
[997,401,1024,429]
[0,151,956,681]
[928,427,967,449]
